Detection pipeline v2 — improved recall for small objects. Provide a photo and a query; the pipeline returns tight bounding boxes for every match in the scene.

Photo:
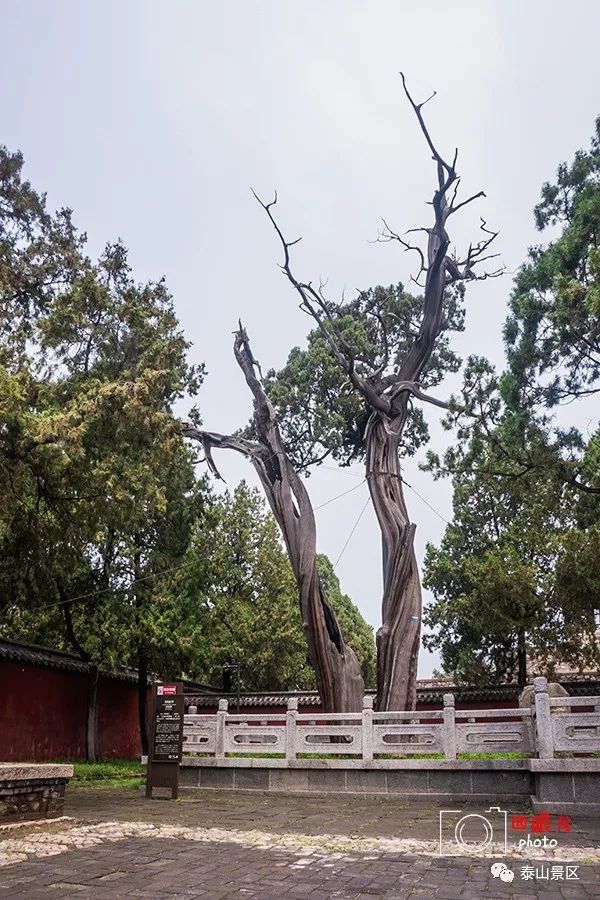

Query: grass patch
[299,753,361,759]
[75,776,143,789]
[53,758,145,788]
[458,752,528,760]
[228,752,285,759]
[71,759,145,780]
[206,751,530,760]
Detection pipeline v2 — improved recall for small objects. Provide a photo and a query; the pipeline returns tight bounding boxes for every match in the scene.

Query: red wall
[96,677,144,759]
[0,660,147,761]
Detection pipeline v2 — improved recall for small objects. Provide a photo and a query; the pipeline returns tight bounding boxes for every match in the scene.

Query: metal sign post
[145,682,184,799]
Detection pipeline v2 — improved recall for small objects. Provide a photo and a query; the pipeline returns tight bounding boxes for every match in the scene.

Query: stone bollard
[286,698,298,760]
[215,698,228,759]
[533,676,554,759]
[442,693,457,760]
[362,695,374,762]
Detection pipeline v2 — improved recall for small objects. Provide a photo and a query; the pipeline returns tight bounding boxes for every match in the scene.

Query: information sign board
[145,683,184,799]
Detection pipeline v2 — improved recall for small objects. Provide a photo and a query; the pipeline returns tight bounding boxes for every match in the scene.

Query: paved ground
[64,788,600,847]
[1,835,598,899]
[0,788,598,898]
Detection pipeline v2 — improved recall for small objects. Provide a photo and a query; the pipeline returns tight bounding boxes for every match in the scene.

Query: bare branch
[180,422,262,481]
[405,227,432,236]
[399,72,456,182]
[383,379,452,411]
[254,189,392,416]
[446,218,503,282]
[365,304,390,377]
[378,219,427,279]
[448,189,486,217]
[448,178,461,212]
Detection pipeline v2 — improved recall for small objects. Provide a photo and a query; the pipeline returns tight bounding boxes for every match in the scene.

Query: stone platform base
[532,761,600,815]
[0,764,73,823]
[179,757,600,814]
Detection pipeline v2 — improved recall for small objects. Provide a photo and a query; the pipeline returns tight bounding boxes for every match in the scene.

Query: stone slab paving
[0,834,598,899]
[63,789,600,847]
[0,788,597,898]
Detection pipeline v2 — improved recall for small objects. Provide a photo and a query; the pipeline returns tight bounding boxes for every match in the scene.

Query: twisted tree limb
[182,324,364,712]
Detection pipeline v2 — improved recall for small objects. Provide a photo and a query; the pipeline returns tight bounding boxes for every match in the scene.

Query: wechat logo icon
[491,862,514,883]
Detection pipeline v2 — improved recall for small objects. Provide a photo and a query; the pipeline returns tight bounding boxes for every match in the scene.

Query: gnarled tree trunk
[366,416,421,710]
[183,326,364,712]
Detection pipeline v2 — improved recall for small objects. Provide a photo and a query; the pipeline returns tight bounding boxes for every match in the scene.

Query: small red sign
[162,685,177,695]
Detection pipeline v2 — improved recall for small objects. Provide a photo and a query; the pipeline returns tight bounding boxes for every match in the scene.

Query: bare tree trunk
[138,651,149,757]
[183,326,364,713]
[366,417,421,710]
[85,667,99,762]
[133,543,150,756]
[517,629,527,689]
[57,580,100,759]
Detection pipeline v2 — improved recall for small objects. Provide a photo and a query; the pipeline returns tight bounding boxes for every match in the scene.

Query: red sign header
[158,684,177,696]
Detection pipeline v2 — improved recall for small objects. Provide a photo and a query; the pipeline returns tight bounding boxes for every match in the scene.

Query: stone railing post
[362,695,374,762]
[188,705,197,715]
[286,697,298,760]
[442,693,457,760]
[215,698,228,759]
[534,676,554,759]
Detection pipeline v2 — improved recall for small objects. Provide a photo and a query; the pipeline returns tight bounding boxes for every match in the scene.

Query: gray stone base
[0,764,73,823]
[179,757,600,813]
[531,764,600,814]
[180,759,532,800]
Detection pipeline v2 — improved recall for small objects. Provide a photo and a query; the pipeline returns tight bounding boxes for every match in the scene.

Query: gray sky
[3,1,599,677]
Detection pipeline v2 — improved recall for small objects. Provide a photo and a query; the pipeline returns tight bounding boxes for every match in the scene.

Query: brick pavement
[0,835,598,899]
[63,788,600,847]
[0,788,597,898]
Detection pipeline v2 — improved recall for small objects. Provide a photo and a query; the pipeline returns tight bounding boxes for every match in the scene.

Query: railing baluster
[362,695,374,762]
[533,676,554,759]
[215,698,228,759]
[442,693,457,760]
[286,697,298,760]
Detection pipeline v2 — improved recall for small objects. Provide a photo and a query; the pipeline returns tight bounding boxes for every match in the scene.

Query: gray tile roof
[0,637,94,674]
[4,636,596,702]
[185,676,600,708]
[185,684,518,707]
[0,637,218,691]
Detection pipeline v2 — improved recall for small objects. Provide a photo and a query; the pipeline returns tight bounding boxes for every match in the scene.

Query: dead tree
[255,74,502,710]
[182,325,365,712]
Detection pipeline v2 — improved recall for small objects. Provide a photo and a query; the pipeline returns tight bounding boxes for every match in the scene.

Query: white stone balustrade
[182,678,600,763]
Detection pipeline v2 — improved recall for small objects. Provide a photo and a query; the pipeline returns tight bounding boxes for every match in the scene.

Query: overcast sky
[3,1,599,677]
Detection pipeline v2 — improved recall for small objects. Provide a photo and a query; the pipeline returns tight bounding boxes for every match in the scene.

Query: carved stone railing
[183,678,600,763]
[533,676,600,758]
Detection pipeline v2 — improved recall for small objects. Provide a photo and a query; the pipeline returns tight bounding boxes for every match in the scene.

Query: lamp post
[222,662,242,713]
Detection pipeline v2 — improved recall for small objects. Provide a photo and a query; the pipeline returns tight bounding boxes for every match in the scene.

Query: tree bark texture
[368,177,455,709]
[85,667,99,762]
[517,629,527,689]
[366,418,421,710]
[183,327,364,713]
[138,651,149,757]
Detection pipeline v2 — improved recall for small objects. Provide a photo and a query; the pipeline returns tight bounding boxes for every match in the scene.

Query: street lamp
[222,662,242,713]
